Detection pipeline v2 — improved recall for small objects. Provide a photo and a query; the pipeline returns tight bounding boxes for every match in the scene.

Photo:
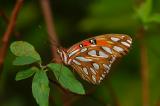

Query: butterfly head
[57,48,68,65]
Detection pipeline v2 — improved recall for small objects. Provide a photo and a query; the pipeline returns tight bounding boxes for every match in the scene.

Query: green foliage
[32,70,50,106]
[10,41,41,61]
[10,41,85,106]
[47,63,85,94]
[79,0,136,31]
[136,0,152,23]
[13,56,38,66]
[135,0,160,25]
[15,67,38,81]
[149,13,160,23]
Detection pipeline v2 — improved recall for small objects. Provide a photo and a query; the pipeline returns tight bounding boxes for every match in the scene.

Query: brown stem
[0,10,21,38]
[137,27,149,106]
[40,0,61,63]
[0,0,24,72]
[156,99,160,106]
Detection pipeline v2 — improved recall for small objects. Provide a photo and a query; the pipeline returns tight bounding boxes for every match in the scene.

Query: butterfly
[57,34,132,84]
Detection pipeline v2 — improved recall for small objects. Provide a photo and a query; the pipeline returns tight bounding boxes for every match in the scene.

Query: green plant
[135,0,160,27]
[10,41,85,106]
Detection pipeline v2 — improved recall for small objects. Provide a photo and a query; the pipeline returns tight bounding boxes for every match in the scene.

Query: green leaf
[32,70,50,106]
[13,56,39,66]
[15,67,38,81]
[10,41,41,61]
[136,0,152,23]
[47,63,85,94]
[149,13,160,23]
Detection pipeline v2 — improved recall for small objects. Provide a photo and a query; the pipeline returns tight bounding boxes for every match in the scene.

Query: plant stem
[40,0,61,63]
[0,0,24,73]
[137,27,149,106]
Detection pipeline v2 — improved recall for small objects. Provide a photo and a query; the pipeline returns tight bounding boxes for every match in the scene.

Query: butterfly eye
[89,39,96,45]
[79,44,83,48]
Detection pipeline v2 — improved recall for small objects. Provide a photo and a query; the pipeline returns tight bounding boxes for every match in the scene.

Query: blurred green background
[0,0,160,106]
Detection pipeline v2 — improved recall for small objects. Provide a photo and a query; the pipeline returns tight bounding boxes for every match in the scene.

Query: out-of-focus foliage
[79,0,137,31]
[0,0,160,106]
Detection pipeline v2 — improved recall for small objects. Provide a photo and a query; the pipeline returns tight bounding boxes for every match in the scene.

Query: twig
[0,10,21,38]
[40,0,61,63]
[137,27,149,106]
[0,0,24,72]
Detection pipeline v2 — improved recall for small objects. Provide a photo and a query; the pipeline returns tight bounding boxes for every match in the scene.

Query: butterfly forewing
[59,34,132,84]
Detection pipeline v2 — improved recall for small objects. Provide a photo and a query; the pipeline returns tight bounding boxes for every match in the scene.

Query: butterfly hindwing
[70,45,115,84]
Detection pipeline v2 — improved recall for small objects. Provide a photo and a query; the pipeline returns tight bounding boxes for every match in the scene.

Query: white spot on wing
[93,63,100,70]
[113,46,123,52]
[68,49,79,57]
[76,57,92,62]
[92,75,96,83]
[104,71,107,74]
[100,77,103,80]
[121,42,130,47]
[99,51,108,58]
[122,35,125,38]
[68,59,72,65]
[110,57,116,63]
[102,74,105,78]
[127,39,132,44]
[98,77,103,83]
[88,50,96,56]
[103,64,110,73]
[102,47,112,54]
[72,59,81,65]
[90,67,96,75]
[111,37,120,42]
[83,67,88,75]
[62,51,67,64]
[80,48,87,53]
[59,52,63,61]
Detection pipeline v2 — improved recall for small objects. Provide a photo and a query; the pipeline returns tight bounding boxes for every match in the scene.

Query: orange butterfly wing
[67,34,132,84]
